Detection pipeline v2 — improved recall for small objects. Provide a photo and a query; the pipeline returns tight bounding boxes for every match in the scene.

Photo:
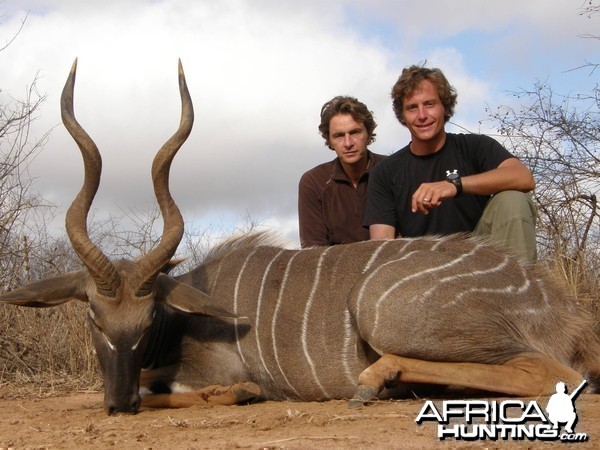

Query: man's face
[328,113,369,166]
[401,79,446,145]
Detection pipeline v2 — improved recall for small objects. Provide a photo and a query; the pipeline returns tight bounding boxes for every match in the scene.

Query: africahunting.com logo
[415,380,589,442]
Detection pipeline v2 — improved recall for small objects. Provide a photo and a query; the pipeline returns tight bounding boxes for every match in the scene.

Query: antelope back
[183,234,597,400]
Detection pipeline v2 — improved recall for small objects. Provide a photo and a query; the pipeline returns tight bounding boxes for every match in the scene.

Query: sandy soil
[1,389,599,449]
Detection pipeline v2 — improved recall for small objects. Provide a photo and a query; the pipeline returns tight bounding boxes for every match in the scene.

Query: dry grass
[0,301,101,397]
[546,254,600,332]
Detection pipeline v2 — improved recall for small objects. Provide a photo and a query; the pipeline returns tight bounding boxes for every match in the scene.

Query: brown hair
[391,65,457,125]
[318,96,377,149]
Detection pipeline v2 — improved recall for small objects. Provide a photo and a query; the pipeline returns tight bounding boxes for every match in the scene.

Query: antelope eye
[132,326,151,351]
[87,312,117,350]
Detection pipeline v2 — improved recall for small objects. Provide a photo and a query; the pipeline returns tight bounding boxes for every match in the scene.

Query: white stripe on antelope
[1,60,599,415]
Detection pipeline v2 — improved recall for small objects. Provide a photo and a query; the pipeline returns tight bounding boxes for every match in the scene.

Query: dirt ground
[1,389,599,449]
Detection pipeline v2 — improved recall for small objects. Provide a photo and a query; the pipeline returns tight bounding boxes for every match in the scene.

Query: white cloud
[1,0,595,250]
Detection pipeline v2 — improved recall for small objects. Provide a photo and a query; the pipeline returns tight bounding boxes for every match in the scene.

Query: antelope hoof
[348,384,379,409]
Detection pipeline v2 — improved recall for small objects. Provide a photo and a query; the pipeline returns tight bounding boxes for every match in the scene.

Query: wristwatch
[446,170,463,197]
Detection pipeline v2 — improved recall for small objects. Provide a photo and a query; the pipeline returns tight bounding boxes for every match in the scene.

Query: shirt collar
[332,150,374,182]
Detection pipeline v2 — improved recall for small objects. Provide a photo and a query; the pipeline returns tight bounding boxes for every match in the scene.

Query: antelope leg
[141,381,261,409]
[349,352,583,408]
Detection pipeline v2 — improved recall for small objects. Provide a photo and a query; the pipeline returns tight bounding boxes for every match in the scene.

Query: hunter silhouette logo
[546,380,586,434]
[415,380,589,442]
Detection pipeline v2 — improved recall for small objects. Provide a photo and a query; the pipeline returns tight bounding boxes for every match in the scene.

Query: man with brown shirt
[298,96,386,247]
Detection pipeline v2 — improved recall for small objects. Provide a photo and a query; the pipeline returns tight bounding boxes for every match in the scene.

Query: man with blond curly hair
[364,65,537,264]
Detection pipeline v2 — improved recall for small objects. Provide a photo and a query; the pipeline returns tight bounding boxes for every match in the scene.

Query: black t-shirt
[364,133,515,236]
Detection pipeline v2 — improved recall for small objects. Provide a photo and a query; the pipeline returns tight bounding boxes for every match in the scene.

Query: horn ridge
[135,59,194,296]
[61,58,121,297]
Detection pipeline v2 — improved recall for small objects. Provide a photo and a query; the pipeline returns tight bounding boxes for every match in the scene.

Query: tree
[0,10,101,387]
[0,11,55,290]
[487,1,599,296]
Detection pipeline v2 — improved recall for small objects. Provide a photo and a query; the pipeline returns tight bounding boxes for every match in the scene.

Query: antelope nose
[105,393,141,415]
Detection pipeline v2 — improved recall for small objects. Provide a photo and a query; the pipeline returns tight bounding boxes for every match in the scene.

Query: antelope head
[0,60,237,414]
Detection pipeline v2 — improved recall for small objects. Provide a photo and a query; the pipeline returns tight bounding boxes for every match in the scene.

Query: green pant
[473,190,537,265]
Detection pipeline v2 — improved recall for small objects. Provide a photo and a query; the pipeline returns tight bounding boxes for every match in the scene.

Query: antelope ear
[0,270,90,307]
[154,273,241,319]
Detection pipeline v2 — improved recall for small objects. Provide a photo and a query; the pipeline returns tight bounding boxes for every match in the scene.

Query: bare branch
[0,11,28,53]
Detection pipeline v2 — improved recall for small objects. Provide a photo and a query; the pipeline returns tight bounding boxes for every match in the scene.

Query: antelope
[1,60,600,416]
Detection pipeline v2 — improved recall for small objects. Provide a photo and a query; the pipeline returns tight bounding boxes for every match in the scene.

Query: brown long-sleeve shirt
[298,151,387,248]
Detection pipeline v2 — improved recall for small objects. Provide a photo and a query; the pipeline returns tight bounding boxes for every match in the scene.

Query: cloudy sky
[1,0,597,248]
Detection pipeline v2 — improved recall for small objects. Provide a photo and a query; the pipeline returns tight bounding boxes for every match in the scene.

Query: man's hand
[411,181,458,214]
